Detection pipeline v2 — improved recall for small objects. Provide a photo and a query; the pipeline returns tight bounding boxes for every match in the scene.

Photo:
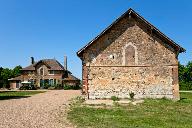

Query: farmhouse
[77,8,185,100]
[9,57,80,89]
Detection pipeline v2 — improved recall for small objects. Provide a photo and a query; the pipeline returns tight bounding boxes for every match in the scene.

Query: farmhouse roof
[21,59,65,71]
[63,74,80,81]
[8,75,23,81]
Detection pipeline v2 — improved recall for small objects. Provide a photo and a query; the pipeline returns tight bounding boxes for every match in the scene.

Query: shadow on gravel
[0,91,45,101]
[0,96,31,100]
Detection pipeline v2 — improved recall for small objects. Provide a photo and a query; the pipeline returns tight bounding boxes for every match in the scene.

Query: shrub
[46,84,81,90]
[75,96,85,103]
[63,84,81,90]
[19,84,37,90]
[129,92,135,100]
[179,81,192,90]
[111,96,119,101]
[48,86,55,90]
[54,84,63,89]
[43,83,50,89]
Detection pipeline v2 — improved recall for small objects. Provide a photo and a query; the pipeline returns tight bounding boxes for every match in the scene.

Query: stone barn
[77,8,185,100]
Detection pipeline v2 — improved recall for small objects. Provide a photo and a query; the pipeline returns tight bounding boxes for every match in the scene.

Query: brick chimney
[64,56,67,70]
[31,57,35,64]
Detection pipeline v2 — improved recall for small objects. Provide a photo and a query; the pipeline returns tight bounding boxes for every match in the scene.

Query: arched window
[40,67,44,76]
[122,43,138,66]
[125,45,135,65]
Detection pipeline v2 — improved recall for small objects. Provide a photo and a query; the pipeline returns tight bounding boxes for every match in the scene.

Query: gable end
[77,8,185,58]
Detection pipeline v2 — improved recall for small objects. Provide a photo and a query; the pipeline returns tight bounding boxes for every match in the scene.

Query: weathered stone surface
[80,13,180,100]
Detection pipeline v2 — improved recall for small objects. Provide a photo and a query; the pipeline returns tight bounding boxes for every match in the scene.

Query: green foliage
[179,62,192,90]
[12,65,22,77]
[47,84,64,90]
[111,96,120,101]
[43,83,50,89]
[0,66,22,88]
[47,84,81,90]
[63,84,81,90]
[19,85,37,90]
[1,68,13,88]
[75,96,85,104]
[55,84,64,89]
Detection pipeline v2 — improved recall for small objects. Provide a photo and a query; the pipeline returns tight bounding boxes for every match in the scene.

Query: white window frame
[49,79,54,86]
[49,70,55,75]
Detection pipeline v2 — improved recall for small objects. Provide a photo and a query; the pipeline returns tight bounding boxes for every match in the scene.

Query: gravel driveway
[0,90,81,128]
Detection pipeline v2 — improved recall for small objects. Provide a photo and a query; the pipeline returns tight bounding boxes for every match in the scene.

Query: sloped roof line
[77,8,185,57]
[130,9,185,52]
[33,60,51,68]
[63,73,80,81]
[8,75,23,81]
[21,59,64,71]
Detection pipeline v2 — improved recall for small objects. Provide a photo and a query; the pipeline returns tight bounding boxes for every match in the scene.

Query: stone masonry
[77,9,185,101]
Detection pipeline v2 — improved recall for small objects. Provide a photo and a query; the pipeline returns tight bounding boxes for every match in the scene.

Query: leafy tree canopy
[179,61,192,90]
[0,66,22,88]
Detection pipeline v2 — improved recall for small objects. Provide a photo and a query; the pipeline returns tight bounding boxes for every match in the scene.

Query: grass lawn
[0,91,45,100]
[68,92,192,128]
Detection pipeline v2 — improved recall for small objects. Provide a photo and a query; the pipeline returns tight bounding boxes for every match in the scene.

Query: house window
[40,79,44,87]
[49,79,56,86]
[49,79,54,86]
[40,68,44,76]
[49,70,55,75]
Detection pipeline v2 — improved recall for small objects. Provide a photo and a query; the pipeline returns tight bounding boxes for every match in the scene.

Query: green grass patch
[0,91,45,100]
[68,92,192,128]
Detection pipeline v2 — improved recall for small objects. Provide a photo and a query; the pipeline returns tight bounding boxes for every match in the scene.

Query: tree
[0,67,3,88]
[1,68,13,88]
[13,65,22,77]
[179,62,192,90]
[0,66,22,88]
[0,67,3,79]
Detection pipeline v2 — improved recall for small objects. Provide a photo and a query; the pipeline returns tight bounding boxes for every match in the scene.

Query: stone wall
[82,16,179,100]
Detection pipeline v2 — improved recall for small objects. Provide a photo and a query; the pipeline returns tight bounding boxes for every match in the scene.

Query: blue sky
[0,0,191,79]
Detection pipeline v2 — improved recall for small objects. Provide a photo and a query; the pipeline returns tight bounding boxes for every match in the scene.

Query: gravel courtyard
[0,90,81,128]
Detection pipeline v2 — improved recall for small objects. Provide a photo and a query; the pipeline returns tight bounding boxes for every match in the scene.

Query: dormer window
[40,67,44,76]
[49,70,55,75]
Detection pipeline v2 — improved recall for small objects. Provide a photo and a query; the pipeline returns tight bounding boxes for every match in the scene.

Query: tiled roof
[8,75,23,81]
[63,73,80,81]
[21,59,65,71]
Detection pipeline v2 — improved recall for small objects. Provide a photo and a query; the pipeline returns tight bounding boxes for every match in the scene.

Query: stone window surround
[39,67,44,76]
[122,42,138,66]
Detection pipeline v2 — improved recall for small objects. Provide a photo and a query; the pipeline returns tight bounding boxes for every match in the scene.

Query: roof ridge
[77,8,185,57]
[22,58,64,71]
